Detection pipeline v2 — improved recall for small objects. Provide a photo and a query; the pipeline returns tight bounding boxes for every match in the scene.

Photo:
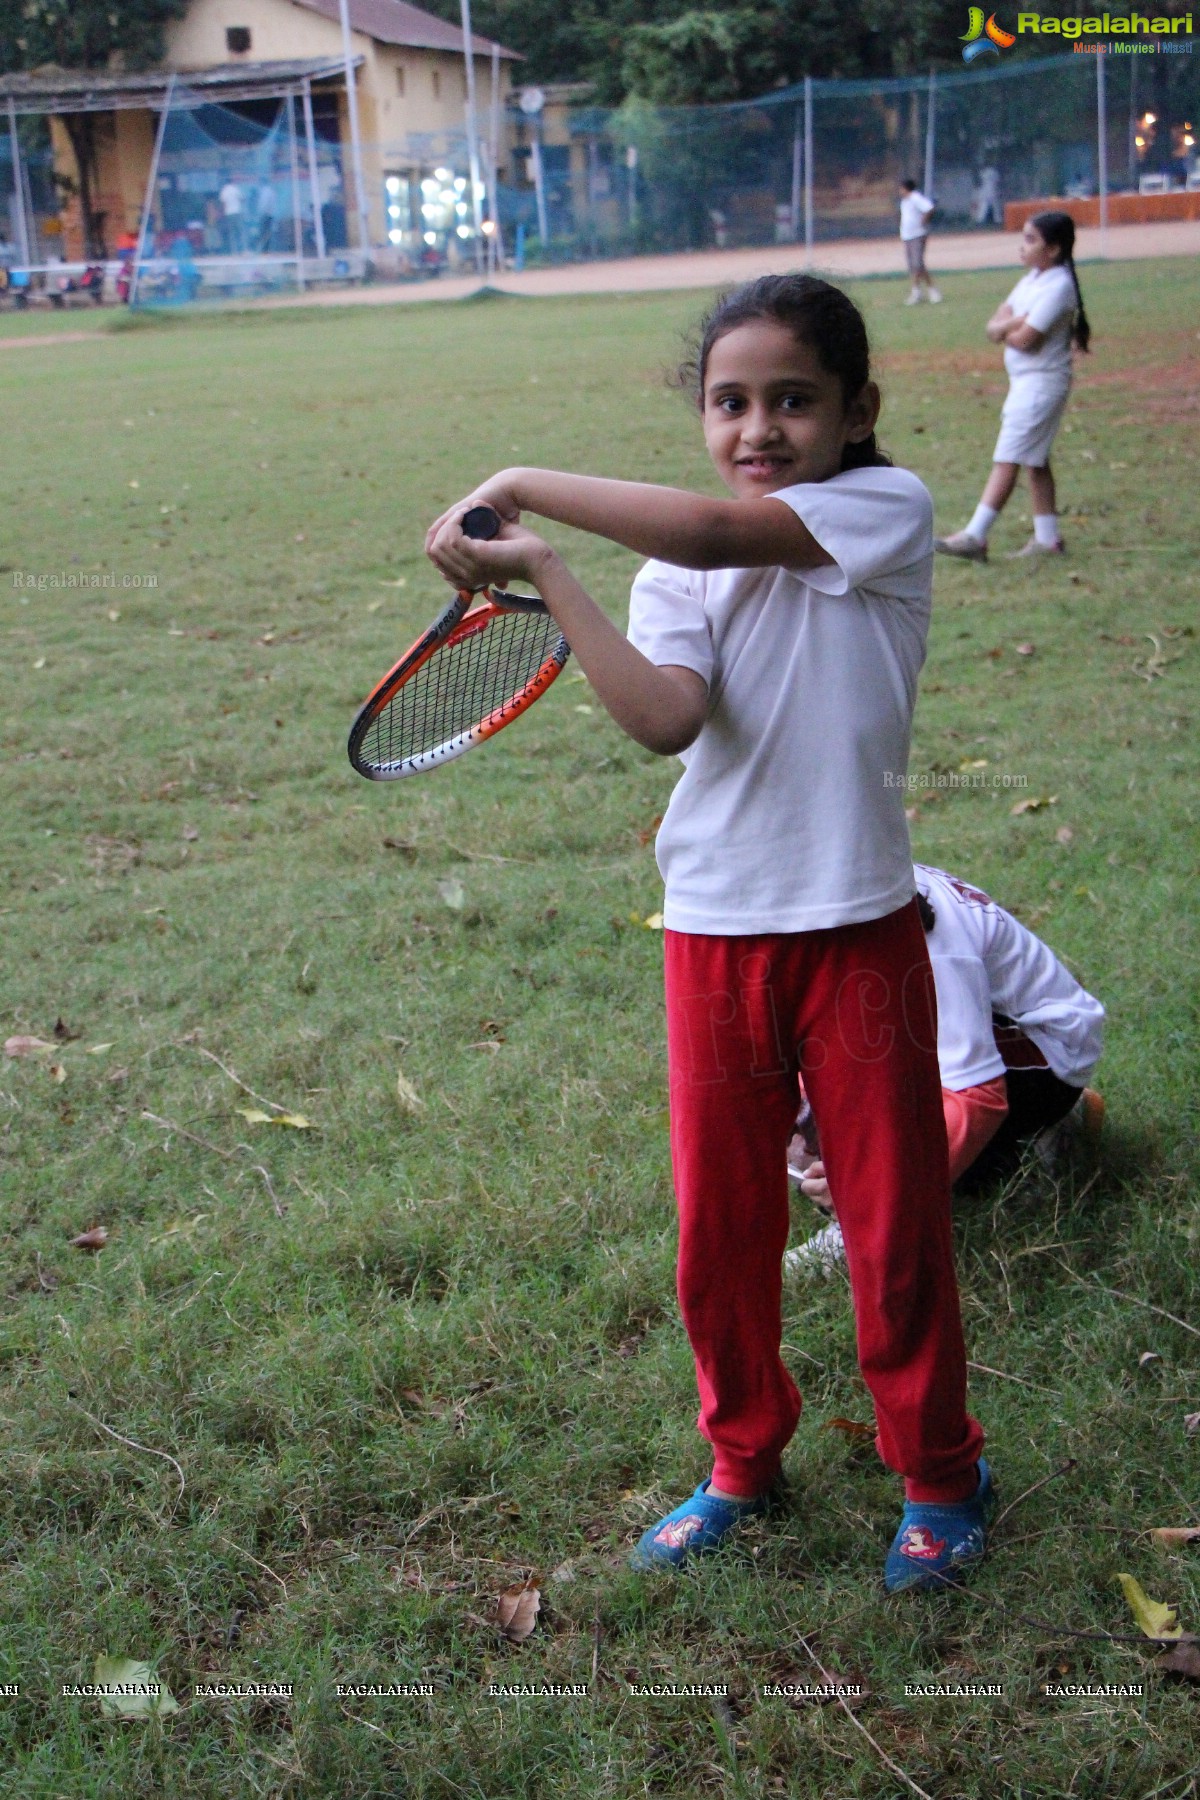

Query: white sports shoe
[905,287,923,305]
[927,287,943,303]
[783,1220,846,1278]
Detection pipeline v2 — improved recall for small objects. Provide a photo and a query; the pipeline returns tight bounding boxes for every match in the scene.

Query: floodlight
[385,176,402,195]
[434,166,453,180]
[388,228,403,243]
[424,231,437,244]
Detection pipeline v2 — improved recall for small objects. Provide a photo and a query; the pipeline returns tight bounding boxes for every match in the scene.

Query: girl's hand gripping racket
[347,504,570,780]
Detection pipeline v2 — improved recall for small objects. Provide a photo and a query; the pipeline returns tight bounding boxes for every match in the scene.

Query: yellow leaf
[48,1062,67,1084]
[643,912,664,930]
[86,1043,115,1056]
[1116,1573,1183,1639]
[269,1112,313,1130]
[236,1107,274,1124]
[396,1071,424,1113]
[1010,795,1058,816]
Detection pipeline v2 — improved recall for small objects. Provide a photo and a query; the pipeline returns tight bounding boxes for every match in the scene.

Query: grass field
[1,259,1198,1800]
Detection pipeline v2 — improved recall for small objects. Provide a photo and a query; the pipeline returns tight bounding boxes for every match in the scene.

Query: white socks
[1034,513,1060,547]
[966,503,999,544]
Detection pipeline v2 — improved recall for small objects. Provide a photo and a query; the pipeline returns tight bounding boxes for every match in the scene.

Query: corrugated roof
[0,58,360,113]
[290,0,519,58]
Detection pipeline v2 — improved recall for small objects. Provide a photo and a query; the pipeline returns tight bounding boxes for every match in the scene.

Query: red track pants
[664,901,984,1500]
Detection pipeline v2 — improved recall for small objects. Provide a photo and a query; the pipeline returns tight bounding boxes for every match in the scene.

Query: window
[226,26,252,54]
[431,68,441,99]
[395,66,406,97]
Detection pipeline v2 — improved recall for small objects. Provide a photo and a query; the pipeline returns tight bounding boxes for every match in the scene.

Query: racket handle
[461,503,502,541]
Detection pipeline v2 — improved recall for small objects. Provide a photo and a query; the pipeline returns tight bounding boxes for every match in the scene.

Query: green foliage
[0,0,188,73]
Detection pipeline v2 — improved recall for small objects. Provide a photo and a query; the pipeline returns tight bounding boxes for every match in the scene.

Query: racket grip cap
[461,503,502,541]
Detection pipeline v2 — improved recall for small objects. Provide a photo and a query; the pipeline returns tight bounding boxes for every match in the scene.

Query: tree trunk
[62,113,106,258]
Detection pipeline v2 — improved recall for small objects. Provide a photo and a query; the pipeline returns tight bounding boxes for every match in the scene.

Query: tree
[0,0,188,256]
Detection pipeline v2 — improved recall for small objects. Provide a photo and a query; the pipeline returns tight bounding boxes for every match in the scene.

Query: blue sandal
[630,1480,769,1570]
[884,1459,995,1593]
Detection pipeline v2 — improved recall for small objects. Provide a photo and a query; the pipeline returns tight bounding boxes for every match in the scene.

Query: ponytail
[1029,209,1092,353]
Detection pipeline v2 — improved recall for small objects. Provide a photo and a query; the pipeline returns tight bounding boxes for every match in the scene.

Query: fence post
[287,88,306,290]
[790,104,802,240]
[459,0,486,275]
[6,97,30,265]
[128,72,176,308]
[924,69,936,198]
[1096,45,1109,258]
[302,79,326,260]
[803,75,813,266]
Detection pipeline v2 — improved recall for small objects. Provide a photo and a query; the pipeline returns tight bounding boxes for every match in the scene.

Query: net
[129,82,354,306]
[352,603,569,778]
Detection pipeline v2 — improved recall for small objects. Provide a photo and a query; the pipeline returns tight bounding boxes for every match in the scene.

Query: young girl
[426,274,991,1594]
[789,861,1106,1276]
[936,211,1091,561]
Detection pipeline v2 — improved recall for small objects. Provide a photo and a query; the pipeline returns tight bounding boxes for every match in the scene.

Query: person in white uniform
[787,862,1105,1273]
[898,179,941,305]
[935,211,1091,561]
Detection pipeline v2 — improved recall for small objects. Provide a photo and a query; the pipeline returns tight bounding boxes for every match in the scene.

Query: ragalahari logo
[962,7,1018,58]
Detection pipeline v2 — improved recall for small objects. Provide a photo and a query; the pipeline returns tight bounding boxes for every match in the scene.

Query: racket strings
[362,606,566,772]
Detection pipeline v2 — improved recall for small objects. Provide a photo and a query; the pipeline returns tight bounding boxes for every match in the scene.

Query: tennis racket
[347,504,571,781]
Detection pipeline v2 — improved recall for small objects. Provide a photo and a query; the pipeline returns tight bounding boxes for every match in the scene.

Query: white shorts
[993,375,1071,468]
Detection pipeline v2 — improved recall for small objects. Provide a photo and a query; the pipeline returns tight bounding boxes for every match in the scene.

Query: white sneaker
[905,287,923,305]
[783,1220,846,1278]
[927,287,943,303]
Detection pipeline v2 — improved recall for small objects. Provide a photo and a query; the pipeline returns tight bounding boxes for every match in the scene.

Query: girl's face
[1020,221,1061,270]
[701,320,880,497]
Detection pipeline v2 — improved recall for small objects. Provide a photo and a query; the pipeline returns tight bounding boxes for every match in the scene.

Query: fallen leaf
[1158,1642,1200,1682]
[437,877,466,911]
[821,1417,874,1440]
[1010,795,1058,816]
[494,1582,540,1644]
[1139,1351,1162,1367]
[378,577,407,587]
[5,1035,55,1058]
[574,703,594,715]
[71,1226,109,1252]
[1015,642,1035,656]
[395,1071,424,1113]
[636,815,663,847]
[1184,1412,1200,1437]
[92,1654,179,1719]
[182,825,199,842]
[48,1062,67,1084]
[643,912,664,930]
[1116,1573,1183,1640]
[86,1043,114,1056]
[381,838,417,859]
[107,607,120,622]
[236,1107,313,1129]
[905,805,919,821]
[54,1018,79,1042]
[1150,1528,1200,1550]
[1055,826,1074,846]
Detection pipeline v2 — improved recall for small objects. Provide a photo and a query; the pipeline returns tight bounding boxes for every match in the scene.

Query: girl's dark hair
[916,890,936,932]
[678,273,891,471]
[1028,210,1092,353]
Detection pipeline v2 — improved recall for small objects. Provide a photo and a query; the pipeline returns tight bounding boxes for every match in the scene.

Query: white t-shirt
[899,190,935,240]
[1003,265,1076,381]
[915,864,1105,1090]
[219,181,244,217]
[626,467,933,935]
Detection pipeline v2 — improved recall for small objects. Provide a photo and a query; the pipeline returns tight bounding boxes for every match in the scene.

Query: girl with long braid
[935,211,1091,560]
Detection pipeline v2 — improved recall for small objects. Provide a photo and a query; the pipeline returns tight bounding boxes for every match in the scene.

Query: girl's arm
[985,301,1016,343]
[428,521,709,757]
[425,467,832,573]
[985,303,1047,353]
